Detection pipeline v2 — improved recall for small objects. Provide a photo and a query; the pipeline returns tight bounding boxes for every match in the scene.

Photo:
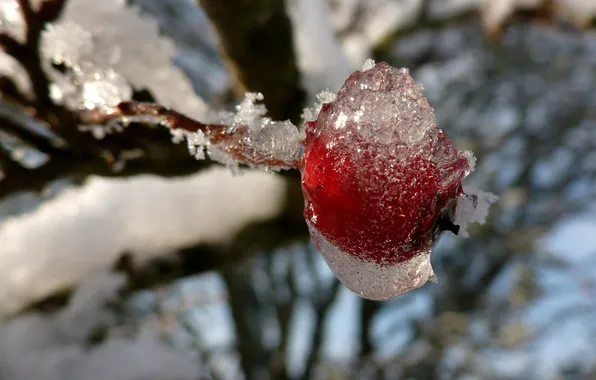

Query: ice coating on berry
[307,220,435,300]
[301,62,474,300]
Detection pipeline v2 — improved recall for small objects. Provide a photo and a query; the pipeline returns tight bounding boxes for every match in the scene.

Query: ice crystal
[172,93,303,172]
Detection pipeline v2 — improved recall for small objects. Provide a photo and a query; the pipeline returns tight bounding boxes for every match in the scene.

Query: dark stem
[300,279,341,380]
[198,0,305,122]
[16,0,55,110]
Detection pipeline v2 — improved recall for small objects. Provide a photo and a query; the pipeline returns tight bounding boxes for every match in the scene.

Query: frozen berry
[301,62,474,300]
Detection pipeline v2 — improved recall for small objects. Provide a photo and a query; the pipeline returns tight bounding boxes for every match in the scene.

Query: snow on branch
[77,95,303,171]
[0,0,303,199]
[0,0,221,197]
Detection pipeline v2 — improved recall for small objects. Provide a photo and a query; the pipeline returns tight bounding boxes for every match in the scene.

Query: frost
[301,89,337,122]
[308,62,442,149]
[184,129,209,160]
[249,120,304,166]
[41,22,94,67]
[455,186,500,237]
[36,0,214,141]
[78,122,125,140]
[80,68,132,110]
[232,92,268,128]
[361,58,376,71]
[172,93,303,171]
[37,0,210,137]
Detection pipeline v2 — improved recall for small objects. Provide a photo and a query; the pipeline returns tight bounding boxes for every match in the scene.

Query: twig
[0,115,66,155]
[78,102,225,134]
[79,101,301,169]
[300,278,341,380]
[221,266,268,380]
[16,0,56,109]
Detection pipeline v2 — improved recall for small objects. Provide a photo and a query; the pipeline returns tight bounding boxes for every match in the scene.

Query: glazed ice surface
[301,62,475,299]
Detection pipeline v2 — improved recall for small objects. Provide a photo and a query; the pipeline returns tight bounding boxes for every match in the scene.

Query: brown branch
[0,97,302,199]
[0,33,24,57]
[79,101,225,134]
[359,299,381,358]
[0,102,217,198]
[15,0,56,109]
[79,101,301,169]
[267,252,297,380]
[1,0,304,200]
[16,0,35,25]
[0,0,68,112]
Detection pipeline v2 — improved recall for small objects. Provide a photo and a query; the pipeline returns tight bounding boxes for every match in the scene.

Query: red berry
[301,62,473,300]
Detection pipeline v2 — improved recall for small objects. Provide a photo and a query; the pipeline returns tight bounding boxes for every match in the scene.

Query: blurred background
[1,0,596,379]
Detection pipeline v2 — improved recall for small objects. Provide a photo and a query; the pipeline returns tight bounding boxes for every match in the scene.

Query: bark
[198,0,305,122]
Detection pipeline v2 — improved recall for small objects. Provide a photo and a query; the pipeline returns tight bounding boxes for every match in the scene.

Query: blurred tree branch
[1,0,306,200]
[197,0,305,122]
[0,0,219,198]
[300,278,341,380]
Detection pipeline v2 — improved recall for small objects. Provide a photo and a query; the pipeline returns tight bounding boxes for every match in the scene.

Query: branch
[79,101,223,134]
[14,0,58,109]
[79,101,302,169]
[221,265,269,380]
[267,252,297,380]
[37,0,69,22]
[1,0,304,200]
[0,100,217,198]
[300,279,341,380]
[359,299,381,358]
[198,0,305,121]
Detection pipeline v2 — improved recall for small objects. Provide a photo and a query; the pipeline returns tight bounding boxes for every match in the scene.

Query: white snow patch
[454,186,499,237]
[0,167,287,315]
